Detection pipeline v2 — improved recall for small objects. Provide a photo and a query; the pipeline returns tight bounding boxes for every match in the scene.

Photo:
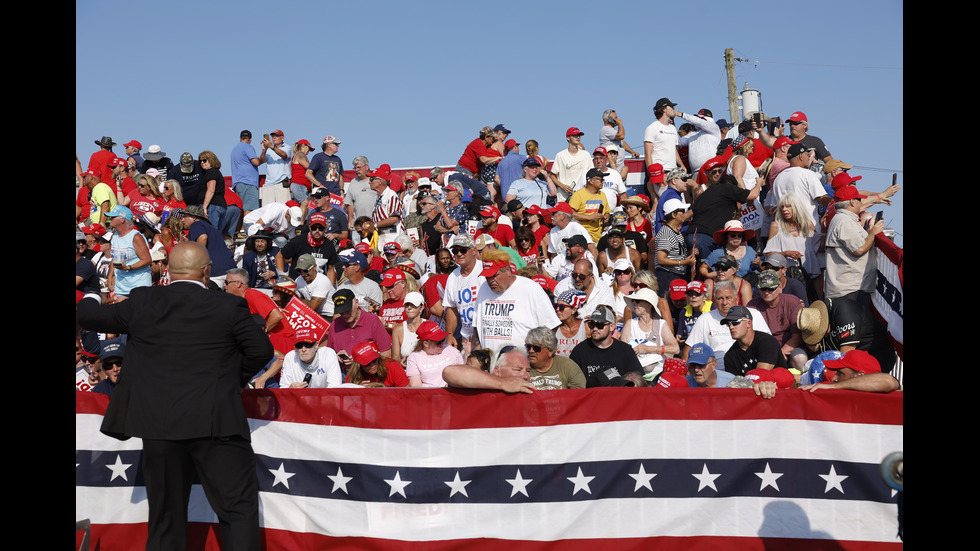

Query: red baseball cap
[504,139,520,149]
[479,205,501,219]
[831,172,863,190]
[822,349,881,375]
[271,129,285,136]
[355,242,372,254]
[834,186,867,201]
[787,111,808,123]
[380,268,406,287]
[296,139,313,148]
[647,163,664,184]
[416,320,449,342]
[669,279,688,300]
[352,340,381,365]
[123,140,142,149]
[772,136,799,150]
[566,127,584,137]
[480,259,513,278]
[653,371,690,390]
[368,164,391,181]
[551,202,574,215]
[593,147,608,157]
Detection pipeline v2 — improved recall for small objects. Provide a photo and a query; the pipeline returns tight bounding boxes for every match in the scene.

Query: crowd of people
[76,102,903,398]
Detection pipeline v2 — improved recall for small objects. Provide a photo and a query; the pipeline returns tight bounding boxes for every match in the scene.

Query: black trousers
[141,436,260,551]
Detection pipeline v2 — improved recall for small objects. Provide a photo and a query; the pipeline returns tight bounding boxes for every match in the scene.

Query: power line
[850,166,903,174]
[734,58,902,71]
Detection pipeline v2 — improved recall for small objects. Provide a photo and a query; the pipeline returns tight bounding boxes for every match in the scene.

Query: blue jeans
[207,205,227,236]
[290,183,310,203]
[221,206,242,236]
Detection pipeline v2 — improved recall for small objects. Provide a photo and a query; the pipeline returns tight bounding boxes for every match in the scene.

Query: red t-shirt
[346,359,410,387]
[244,289,296,355]
[478,223,515,247]
[88,149,116,184]
[128,192,165,217]
[458,138,490,173]
[76,186,91,222]
[380,298,405,328]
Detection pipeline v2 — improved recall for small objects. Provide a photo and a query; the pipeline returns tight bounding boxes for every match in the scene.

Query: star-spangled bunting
[269,463,295,489]
[106,455,132,482]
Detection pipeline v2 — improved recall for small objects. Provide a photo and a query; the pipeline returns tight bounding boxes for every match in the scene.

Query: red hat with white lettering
[380,268,406,287]
[480,259,513,278]
[647,163,664,184]
[416,320,449,342]
[352,340,381,365]
[822,349,881,375]
[565,127,584,137]
[787,111,808,123]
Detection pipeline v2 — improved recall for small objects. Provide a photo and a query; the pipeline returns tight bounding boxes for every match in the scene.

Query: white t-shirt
[771,167,827,229]
[295,271,335,318]
[574,167,627,209]
[279,347,343,388]
[474,276,561,353]
[643,120,679,170]
[551,277,615,319]
[552,148,595,202]
[726,155,765,232]
[685,308,772,363]
[546,220,594,258]
[243,202,296,237]
[442,266,485,338]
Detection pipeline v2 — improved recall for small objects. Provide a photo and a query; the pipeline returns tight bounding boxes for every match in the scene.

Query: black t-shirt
[172,163,204,206]
[687,183,752,237]
[279,235,340,279]
[201,168,227,208]
[76,257,100,295]
[597,230,649,258]
[724,330,786,376]
[799,135,831,161]
[569,338,644,387]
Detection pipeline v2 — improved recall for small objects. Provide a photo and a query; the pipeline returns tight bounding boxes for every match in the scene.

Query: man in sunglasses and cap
[570,306,643,387]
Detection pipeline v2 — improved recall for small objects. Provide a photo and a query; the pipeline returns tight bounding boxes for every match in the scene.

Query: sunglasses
[587,321,610,329]
[614,269,632,276]
[525,344,544,353]
[570,273,590,280]
[294,341,317,349]
[103,359,123,369]
[721,319,746,327]
[451,247,471,256]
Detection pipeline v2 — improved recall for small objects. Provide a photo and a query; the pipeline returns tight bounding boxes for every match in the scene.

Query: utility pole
[725,48,738,124]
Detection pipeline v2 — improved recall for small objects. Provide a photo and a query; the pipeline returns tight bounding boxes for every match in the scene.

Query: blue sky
[77,0,903,244]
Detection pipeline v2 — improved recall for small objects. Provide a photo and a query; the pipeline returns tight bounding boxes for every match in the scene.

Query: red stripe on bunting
[77,388,903,433]
[77,524,903,551]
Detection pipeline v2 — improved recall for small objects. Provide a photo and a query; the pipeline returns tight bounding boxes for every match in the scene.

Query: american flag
[77,387,903,550]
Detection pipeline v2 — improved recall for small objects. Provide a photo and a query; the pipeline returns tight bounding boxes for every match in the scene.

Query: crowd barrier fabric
[77,387,903,550]
[873,235,903,361]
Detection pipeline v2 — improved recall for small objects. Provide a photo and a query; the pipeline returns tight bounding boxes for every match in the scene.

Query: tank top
[292,161,311,190]
[400,321,420,360]
[555,321,587,357]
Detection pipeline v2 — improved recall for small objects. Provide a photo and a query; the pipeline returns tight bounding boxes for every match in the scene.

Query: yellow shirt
[568,187,609,242]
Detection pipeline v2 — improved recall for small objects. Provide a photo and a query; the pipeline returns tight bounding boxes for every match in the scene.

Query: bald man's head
[168,242,211,281]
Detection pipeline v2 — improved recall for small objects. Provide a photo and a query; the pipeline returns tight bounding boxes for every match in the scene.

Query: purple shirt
[326,308,392,356]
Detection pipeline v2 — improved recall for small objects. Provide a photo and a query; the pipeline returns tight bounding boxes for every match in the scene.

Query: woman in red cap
[345,340,410,387]
[405,320,464,387]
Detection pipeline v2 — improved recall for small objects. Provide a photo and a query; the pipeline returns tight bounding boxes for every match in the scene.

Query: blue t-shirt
[704,246,757,278]
[495,151,525,198]
[231,141,259,187]
[308,153,344,195]
[188,221,236,276]
[687,369,735,388]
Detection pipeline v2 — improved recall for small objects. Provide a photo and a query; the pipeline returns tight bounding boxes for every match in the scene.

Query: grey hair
[714,280,737,296]
[395,233,415,252]
[834,201,851,210]
[352,155,369,168]
[525,326,558,352]
[602,109,616,123]
[225,267,249,281]
[493,346,527,370]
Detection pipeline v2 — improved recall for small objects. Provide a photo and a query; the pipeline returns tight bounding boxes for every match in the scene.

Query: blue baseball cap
[687,343,715,365]
[339,250,368,270]
[105,205,133,221]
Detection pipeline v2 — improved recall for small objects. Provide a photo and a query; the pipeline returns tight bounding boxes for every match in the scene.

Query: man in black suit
[76,241,273,551]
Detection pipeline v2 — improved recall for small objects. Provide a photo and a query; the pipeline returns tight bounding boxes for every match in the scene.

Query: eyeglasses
[632,282,648,289]
[570,273,590,280]
[721,319,747,326]
[294,342,317,349]
[760,287,779,293]
[525,344,544,353]
[614,269,632,276]
[451,247,471,256]
[310,225,326,231]
[787,121,804,126]
[555,304,572,311]
[587,321,610,329]
[103,359,123,369]
[224,280,244,288]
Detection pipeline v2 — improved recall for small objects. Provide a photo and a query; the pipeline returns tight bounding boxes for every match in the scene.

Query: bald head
[168,242,211,281]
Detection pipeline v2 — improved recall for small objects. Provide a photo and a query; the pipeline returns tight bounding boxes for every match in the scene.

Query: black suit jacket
[76,281,273,441]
